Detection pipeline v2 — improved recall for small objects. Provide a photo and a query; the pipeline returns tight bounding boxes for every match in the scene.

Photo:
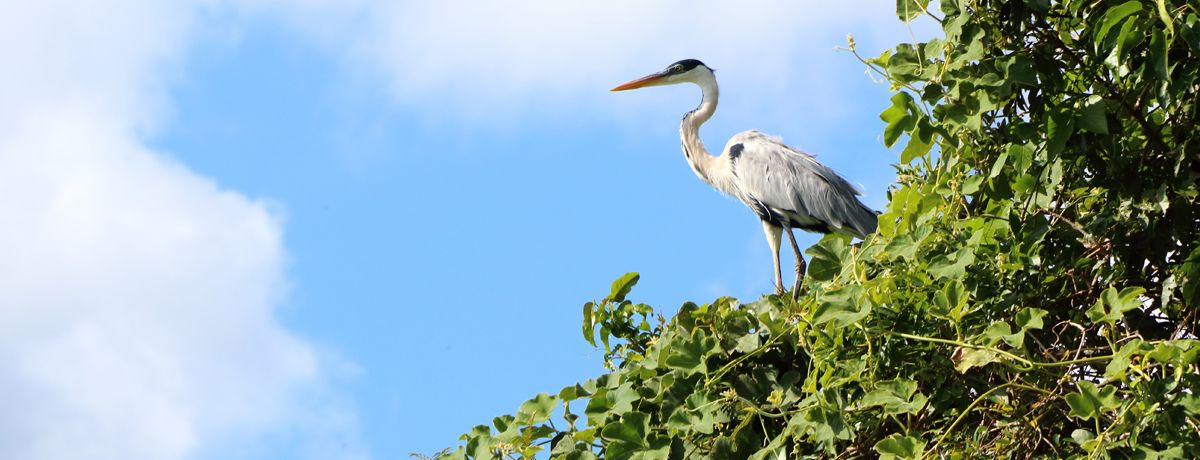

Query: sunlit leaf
[608,272,641,303]
[875,434,926,459]
[1096,1,1143,45]
[881,92,918,147]
[516,393,557,425]
[896,0,930,22]
[953,347,1000,373]
[1154,0,1174,37]
[583,301,596,346]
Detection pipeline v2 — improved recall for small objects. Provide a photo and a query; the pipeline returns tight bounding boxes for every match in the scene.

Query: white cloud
[0,1,365,459]
[223,0,937,130]
[302,0,931,125]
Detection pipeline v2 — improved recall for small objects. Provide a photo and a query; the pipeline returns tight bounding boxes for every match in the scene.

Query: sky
[0,1,936,458]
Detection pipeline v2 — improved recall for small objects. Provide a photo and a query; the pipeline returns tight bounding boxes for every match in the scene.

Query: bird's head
[611,59,714,91]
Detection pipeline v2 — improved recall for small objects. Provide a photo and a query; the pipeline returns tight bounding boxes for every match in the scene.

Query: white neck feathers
[680,72,720,183]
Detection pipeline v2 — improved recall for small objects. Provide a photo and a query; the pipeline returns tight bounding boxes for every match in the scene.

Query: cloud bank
[334,0,923,124]
[0,1,363,459]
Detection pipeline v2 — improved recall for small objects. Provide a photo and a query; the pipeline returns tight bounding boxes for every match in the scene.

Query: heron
[612,59,877,296]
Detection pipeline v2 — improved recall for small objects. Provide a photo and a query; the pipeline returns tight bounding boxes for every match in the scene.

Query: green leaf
[939,0,961,18]
[961,174,984,195]
[1007,143,1034,173]
[884,234,918,261]
[860,379,927,415]
[801,403,853,446]
[516,393,557,425]
[625,444,670,460]
[981,321,1023,348]
[1022,0,1049,13]
[667,393,717,435]
[1181,247,1200,306]
[1002,55,1038,87]
[881,92,918,148]
[1114,17,1144,69]
[608,383,639,415]
[584,392,611,423]
[806,236,849,282]
[953,348,1000,373]
[1046,108,1075,157]
[1087,286,1146,323]
[664,329,716,375]
[1154,0,1175,37]
[559,384,583,401]
[932,279,968,319]
[748,437,789,460]
[957,25,986,61]
[1147,340,1199,366]
[608,272,640,303]
[812,285,870,327]
[600,411,649,446]
[889,44,923,83]
[1012,173,1037,194]
[1014,308,1048,331]
[1104,339,1151,380]
[1076,97,1109,134]
[584,383,638,424]
[1045,157,1064,188]
[988,151,1009,178]
[1149,28,1169,81]
[1071,429,1097,449]
[1096,1,1144,45]
[733,329,761,354]
[583,301,596,346]
[900,129,933,164]
[896,0,930,22]
[1180,395,1200,414]
[1065,381,1120,420]
[1184,13,1200,53]
[492,414,516,440]
[927,247,976,279]
[875,434,926,459]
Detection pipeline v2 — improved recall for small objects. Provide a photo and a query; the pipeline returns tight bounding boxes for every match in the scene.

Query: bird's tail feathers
[839,203,878,240]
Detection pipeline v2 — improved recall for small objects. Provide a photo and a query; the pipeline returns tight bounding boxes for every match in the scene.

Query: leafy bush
[426,0,1200,458]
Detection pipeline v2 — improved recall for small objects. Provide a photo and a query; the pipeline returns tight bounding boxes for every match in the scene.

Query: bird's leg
[762,221,784,295]
[785,228,807,300]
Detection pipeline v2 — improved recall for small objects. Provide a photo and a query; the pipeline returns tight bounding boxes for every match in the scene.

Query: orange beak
[610,71,670,91]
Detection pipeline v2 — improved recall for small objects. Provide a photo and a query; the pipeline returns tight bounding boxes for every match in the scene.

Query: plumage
[613,59,877,296]
[723,131,877,239]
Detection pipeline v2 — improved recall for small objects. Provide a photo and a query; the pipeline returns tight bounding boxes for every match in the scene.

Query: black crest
[667,59,709,74]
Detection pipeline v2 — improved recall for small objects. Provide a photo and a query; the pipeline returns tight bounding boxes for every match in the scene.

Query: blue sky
[1,1,935,458]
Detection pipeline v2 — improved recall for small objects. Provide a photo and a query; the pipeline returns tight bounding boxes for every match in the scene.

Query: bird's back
[723,131,877,238]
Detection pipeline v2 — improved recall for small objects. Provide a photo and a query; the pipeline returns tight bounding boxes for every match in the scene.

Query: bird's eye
[671,65,684,73]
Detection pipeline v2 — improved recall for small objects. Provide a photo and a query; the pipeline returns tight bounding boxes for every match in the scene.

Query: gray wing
[724,131,877,238]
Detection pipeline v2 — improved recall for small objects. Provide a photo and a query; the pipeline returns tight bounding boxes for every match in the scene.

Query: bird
[611,59,877,296]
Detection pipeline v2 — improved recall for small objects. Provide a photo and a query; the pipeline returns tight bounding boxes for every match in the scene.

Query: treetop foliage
[425,0,1200,458]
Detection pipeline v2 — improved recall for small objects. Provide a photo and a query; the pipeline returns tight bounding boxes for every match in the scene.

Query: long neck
[680,76,721,184]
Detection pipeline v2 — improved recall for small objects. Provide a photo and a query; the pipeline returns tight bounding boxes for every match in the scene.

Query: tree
[427,0,1200,458]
